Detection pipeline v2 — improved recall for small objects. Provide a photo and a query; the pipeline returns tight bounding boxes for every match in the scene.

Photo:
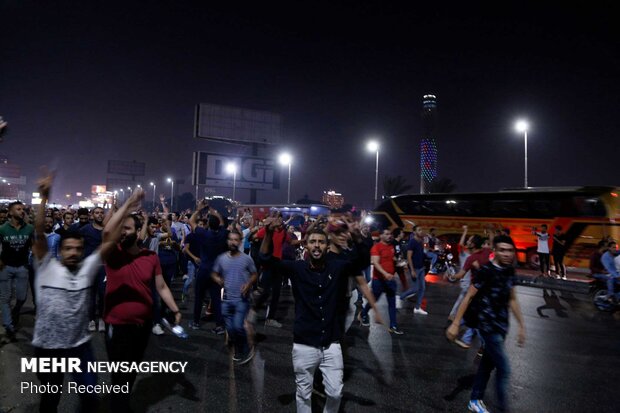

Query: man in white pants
[260,217,379,413]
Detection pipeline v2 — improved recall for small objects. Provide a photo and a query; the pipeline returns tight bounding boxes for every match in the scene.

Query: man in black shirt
[552,225,567,280]
[260,217,380,413]
[446,235,526,413]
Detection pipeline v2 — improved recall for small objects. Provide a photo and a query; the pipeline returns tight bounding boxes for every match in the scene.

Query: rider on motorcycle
[600,240,620,302]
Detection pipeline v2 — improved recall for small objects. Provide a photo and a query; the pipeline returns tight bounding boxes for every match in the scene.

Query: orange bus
[369,187,620,270]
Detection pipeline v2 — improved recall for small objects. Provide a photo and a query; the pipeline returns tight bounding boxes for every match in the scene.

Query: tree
[426,177,457,194]
[383,175,413,197]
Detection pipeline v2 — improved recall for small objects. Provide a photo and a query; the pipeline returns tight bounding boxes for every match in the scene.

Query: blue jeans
[222,299,250,356]
[0,265,29,330]
[400,268,426,309]
[183,261,197,295]
[356,266,372,301]
[607,274,619,298]
[426,251,438,269]
[362,279,397,328]
[35,341,98,412]
[471,333,510,411]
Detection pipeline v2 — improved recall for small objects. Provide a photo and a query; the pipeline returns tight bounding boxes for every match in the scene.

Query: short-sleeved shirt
[468,262,517,336]
[0,222,34,267]
[32,252,101,349]
[535,232,550,253]
[255,227,290,259]
[407,237,425,269]
[371,242,395,280]
[143,232,165,253]
[195,227,228,272]
[552,233,567,255]
[212,252,257,301]
[184,232,202,264]
[463,248,492,278]
[79,223,103,257]
[104,246,162,324]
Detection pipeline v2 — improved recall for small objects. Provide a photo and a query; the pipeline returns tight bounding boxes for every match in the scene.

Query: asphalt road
[2,276,619,413]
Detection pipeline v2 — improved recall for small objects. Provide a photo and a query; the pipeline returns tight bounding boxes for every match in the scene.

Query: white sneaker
[88,320,96,332]
[98,319,105,332]
[414,308,428,315]
[152,324,165,335]
[467,399,490,412]
[265,319,282,328]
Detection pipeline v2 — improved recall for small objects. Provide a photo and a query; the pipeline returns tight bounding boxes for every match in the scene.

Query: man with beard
[80,207,107,332]
[211,230,258,364]
[103,189,182,412]
[30,172,117,413]
[0,201,34,341]
[43,214,61,259]
[260,216,380,413]
[0,208,8,225]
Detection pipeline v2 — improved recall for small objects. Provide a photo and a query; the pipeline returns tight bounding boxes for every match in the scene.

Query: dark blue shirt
[407,237,425,269]
[184,232,202,264]
[469,262,517,336]
[264,255,356,348]
[79,223,103,257]
[195,227,228,272]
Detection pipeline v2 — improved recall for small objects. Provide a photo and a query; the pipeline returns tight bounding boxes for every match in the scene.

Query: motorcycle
[427,244,458,281]
[592,276,620,312]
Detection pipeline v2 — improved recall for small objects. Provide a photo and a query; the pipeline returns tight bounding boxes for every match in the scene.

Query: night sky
[1,1,618,207]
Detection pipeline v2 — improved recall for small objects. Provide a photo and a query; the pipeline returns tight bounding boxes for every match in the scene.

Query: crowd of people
[0,169,618,413]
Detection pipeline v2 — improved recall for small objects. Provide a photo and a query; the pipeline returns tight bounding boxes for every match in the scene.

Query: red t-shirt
[463,248,492,277]
[256,227,290,260]
[371,242,395,280]
[104,246,162,325]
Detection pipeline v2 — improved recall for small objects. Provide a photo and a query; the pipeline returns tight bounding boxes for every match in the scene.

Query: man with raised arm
[102,188,182,413]
[260,216,380,413]
[30,171,118,412]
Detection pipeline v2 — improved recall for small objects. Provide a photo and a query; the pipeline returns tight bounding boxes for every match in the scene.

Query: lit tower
[420,94,438,194]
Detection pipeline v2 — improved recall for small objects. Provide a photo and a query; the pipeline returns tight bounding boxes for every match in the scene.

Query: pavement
[1,271,619,413]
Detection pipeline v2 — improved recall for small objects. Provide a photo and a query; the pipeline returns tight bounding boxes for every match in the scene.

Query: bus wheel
[526,248,539,269]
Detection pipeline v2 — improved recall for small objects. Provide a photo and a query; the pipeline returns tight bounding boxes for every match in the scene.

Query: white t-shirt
[32,252,101,349]
[535,232,550,253]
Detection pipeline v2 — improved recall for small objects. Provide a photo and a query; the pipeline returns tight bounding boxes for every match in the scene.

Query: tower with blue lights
[420,94,438,194]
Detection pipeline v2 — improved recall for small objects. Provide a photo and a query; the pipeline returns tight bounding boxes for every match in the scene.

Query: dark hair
[598,240,608,248]
[8,201,23,210]
[228,229,242,239]
[412,225,419,232]
[470,234,485,249]
[392,228,402,238]
[607,241,617,248]
[541,224,548,228]
[60,230,84,246]
[0,208,7,214]
[77,208,89,216]
[208,215,220,230]
[63,211,74,219]
[185,213,192,219]
[127,214,142,231]
[429,227,435,232]
[305,227,328,241]
[493,235,515,248]
[555,225,562,231]
[502,227,511,235]
[91,207,104,213]
[147,217,159,226]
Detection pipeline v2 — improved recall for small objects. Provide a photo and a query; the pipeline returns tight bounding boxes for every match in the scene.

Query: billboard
[106,178,138,191]
[107,160,146,176]
[91,185,107,194]
[194,103,281,145]
[192,152,280,190]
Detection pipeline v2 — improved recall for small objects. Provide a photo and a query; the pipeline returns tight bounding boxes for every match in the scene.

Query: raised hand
[36,168,55,199]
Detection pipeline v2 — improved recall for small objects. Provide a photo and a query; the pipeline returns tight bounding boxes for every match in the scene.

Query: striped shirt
[212,252,257,301]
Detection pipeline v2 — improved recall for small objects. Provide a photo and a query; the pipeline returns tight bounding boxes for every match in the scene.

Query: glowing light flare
[515,120,529,133]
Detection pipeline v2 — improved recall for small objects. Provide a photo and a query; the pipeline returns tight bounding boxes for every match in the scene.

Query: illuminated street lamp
[279,153,293,204]
[226,162,238,201]
[167,178,174,210]
[515,120,529,188]
[150,182,156,208]
[366,140,380,203]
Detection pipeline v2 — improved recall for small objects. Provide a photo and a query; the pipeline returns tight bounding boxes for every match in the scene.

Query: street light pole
[515,120,529,188]
[366,140,380,204]
[150,182,156,210]
[279,153,293,204]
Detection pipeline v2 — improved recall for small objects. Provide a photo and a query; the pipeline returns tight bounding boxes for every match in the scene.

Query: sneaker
[454,338,471,349]
[182,274,189,281]
[235,347,255,365]
[476,347,484,358]
[98,319,105,332]
[357,313,370,327]
[414,308,428,315]
[232,353,242,362]
[190,322,200,330]
[562,276,567,280]
[389,326,404,335]
[265,319,282,328]
[88,320,96,332]
[212,326,226,335]
[467,399,490,412]
[428,270,438,275]
[152,324,165,335]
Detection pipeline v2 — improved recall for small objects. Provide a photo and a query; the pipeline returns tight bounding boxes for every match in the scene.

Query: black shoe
[212,326,226,335]
[357,313,370,327]
[389,326,404,335]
